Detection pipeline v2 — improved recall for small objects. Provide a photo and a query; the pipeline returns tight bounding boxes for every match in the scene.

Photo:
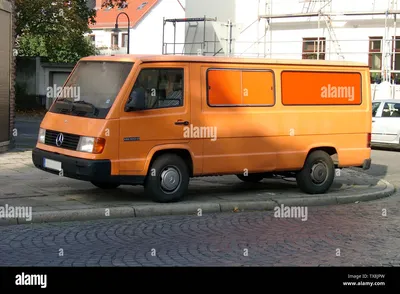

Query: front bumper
[32,148,145,184]
[361,158,372,170]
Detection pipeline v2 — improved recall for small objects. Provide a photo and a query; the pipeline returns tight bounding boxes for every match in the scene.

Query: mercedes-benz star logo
[56,133,64,147]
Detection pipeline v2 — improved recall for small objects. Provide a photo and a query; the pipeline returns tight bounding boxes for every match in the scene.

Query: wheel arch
[305,146,339,168]
[145,146,194,177]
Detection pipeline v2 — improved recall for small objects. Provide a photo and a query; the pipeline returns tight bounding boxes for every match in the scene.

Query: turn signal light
[93,138,106,154]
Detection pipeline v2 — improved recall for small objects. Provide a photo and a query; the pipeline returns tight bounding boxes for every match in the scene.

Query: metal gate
[0,0,11,145]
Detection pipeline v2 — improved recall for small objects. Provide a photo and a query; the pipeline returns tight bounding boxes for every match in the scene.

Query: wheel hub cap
[161,168,180,191]
[311,162,327,184]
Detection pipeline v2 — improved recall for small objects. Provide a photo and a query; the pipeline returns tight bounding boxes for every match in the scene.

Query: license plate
[43,158,62,171]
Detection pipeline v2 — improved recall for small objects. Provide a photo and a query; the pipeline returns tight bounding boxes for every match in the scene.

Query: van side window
[382,102,400,117]
[207,69,275,106]
[127,68,184,110]
[372,102,380,117]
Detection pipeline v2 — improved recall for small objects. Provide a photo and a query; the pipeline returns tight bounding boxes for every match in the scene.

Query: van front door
[118,65,193,175]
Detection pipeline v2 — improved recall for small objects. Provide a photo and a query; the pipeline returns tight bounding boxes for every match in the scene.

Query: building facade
[0,0,14,153]
[88,0,186,55]
[168,0,400,99]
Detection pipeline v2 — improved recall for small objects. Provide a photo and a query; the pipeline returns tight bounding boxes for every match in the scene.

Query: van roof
[80,54,368,67]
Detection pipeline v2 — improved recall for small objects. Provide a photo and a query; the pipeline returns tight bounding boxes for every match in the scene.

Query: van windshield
[49,61,134,119]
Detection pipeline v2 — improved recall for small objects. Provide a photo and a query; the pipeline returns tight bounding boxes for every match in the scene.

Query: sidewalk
[0,150,396,226]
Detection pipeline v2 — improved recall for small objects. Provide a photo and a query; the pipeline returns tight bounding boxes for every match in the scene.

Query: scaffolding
[238,0,335,58]
[162,16,219,55]
[255,0,400,85]
[162,0,400,85]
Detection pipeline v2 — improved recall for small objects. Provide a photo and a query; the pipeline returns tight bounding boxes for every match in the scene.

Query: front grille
[45,130,80,150]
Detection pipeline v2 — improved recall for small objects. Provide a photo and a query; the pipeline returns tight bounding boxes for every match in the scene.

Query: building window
[391,36,400,84]
[369,37,382,83]
[88,34,95,44]
[302,37,325,60]
[121,33,128,48]
[111,33,119,49]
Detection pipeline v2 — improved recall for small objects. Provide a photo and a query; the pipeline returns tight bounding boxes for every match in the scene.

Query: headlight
[38,128,46,143]
[77,136,95,153]
[77,136,105,154]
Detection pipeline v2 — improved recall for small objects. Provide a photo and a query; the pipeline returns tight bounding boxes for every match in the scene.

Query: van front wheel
[296,150,335,194]
[144,154,190,203]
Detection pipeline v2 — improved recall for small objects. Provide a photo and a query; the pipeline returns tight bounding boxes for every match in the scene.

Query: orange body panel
[35,54,372,180]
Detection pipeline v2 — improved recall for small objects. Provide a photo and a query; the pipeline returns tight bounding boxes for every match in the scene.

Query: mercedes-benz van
[32,54,372,203]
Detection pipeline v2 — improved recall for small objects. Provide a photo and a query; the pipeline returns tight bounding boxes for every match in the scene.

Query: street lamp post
[113,12,130,54]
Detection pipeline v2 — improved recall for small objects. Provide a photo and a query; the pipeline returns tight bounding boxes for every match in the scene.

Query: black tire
[236,173,265,183]
[296,150,335,194]
[90,181,120,189]
[144,154,190,203]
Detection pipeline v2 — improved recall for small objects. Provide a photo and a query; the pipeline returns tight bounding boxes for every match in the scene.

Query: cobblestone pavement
[0,149,398,267]
[0,191,398,266]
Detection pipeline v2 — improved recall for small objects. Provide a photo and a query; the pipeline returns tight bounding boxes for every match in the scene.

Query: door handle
[372,120,375,122]
[175,120,189,126]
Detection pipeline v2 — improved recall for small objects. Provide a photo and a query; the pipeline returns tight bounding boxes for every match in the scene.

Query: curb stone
[0,178,396,226]
[16,207,135,225]
[0,218,18,226]
[336,179,396,204]
[272,196,338,207]
[219,200,276,212]
[134,202,221,217]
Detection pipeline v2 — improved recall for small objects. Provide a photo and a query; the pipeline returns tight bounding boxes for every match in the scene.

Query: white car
[371,99,400,148]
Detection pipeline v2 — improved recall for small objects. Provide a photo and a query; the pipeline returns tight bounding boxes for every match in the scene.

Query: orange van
[32,54,372,203]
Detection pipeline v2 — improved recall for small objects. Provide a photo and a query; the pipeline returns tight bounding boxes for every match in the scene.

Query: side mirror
[125,88,145,112]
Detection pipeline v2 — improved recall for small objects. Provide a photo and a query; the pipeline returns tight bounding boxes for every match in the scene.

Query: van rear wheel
[90,181,120,189]
[296,150,335,194]
[144,154,189,203]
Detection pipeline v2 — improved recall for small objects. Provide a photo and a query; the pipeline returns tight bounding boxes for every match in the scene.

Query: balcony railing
[96,46,128,55]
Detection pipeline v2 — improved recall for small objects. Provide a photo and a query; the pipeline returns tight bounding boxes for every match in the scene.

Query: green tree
[101,0,128,8]
[15,0,97,63]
